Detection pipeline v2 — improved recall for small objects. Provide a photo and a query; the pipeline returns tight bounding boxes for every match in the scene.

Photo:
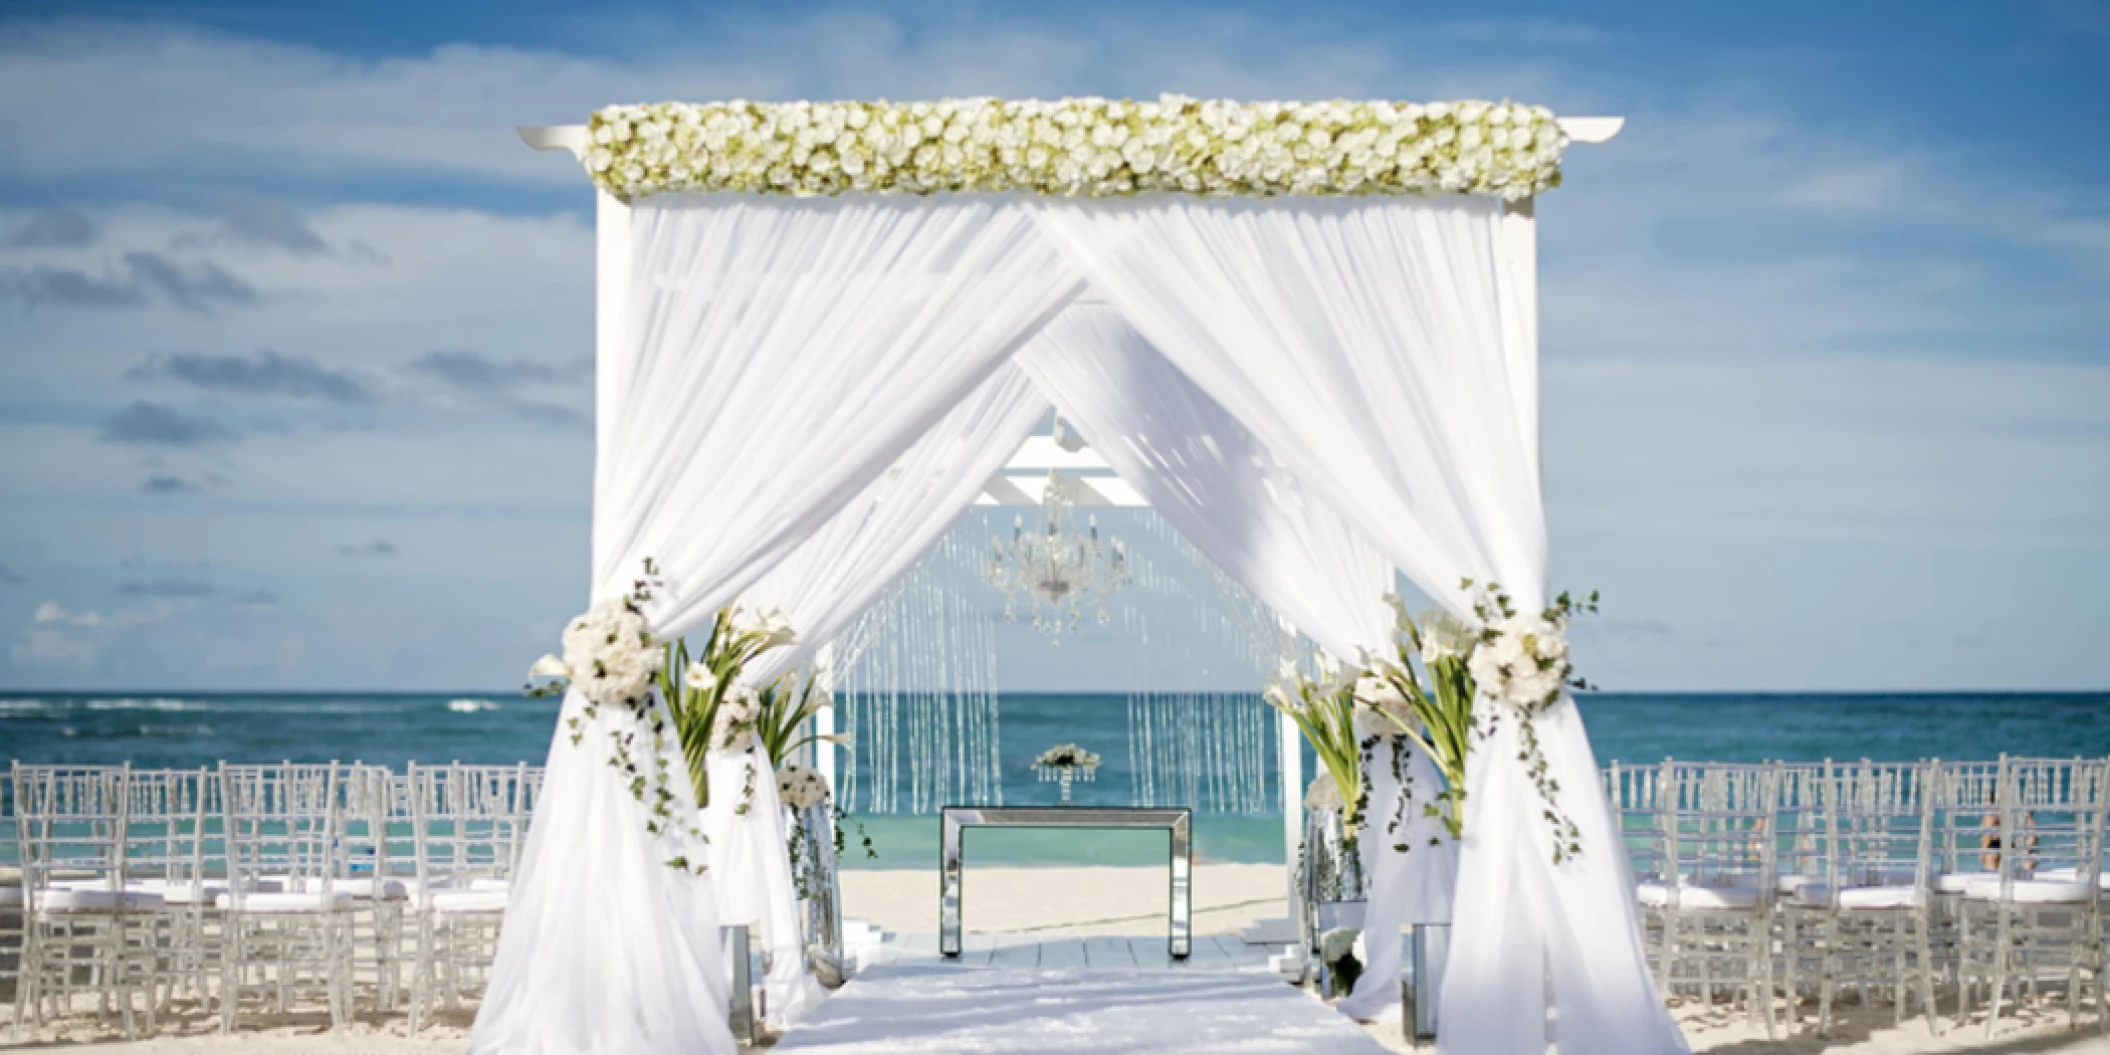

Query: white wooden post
[814,644,839,797]
[1280,709,1302,910]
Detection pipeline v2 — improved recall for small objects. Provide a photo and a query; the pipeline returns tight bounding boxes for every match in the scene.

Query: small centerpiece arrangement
[1318,926,1363,998]
[1033,744,1100,804]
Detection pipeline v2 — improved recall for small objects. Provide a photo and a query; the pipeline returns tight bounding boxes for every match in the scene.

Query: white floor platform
[779,932,1381,1054]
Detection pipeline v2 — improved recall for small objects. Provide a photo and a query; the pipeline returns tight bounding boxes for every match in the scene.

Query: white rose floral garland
[583,96,1565,202]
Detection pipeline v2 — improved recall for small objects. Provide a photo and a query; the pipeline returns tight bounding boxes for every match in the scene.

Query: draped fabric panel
[1015,305,1458,1020]
[741,363,1051,686]
[1031,198,1683,1054]
[706,364,1046,1023]
[701,748,826,1026]
[486,196,1081,1054]
[1014,305,1390,664]
[601,194,1081,636]
[470,692,729,1054]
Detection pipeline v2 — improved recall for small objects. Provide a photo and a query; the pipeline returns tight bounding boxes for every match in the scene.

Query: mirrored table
[940,806,1192,960]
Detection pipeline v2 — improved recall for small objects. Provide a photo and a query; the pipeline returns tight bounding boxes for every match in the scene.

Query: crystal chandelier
[985,469,1131,644]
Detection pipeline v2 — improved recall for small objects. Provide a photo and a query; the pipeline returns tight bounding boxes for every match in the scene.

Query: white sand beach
[11,864,2107,1054]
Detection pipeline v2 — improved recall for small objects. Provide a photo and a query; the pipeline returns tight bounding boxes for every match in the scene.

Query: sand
[9,865,2106,1053]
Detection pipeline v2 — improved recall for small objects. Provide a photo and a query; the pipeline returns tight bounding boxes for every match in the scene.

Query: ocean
[4,690,2105,868]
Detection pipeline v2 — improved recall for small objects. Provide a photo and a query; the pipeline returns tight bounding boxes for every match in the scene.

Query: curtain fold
[701,747,827,1026]
[471,691,729,1054]
[1032,198,1683,1054]
[601,194,1082,636]
[1015,304,1456,1020]
[741,363,1051,686]
[487,195,1081,1053]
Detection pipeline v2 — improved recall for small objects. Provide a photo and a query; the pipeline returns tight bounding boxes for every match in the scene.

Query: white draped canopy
[477,119,1679,1055]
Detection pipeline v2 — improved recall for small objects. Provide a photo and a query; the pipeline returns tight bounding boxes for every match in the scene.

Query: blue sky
[0,1,2104,692]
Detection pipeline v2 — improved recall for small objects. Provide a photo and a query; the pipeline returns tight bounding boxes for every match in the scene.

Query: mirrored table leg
[940,809,963,958]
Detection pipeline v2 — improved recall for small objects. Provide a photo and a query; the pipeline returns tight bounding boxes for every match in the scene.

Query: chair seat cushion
[331,877,410,900]
[216,891,355,912]
[1776,874,1822,895]
[467,877,511,892]
[2038,867,2110,891]
[1795,883,1923,910]
[128,879,228,905]
[1962,877,2097,904]
[1933,871,1996,894]
[431,889,508,914]
[1636,882,1761,910]
[40,888,165,913]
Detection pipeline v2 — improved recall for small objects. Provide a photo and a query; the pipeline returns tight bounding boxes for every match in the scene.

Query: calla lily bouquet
[658,603,799,808]
[1266,654,1366,845]
[1361,581,1598,863]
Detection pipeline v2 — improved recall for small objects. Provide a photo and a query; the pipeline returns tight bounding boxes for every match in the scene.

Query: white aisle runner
[775,964,1389,1054]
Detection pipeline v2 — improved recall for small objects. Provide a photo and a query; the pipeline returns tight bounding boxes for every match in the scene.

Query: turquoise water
[4,691,2105,867]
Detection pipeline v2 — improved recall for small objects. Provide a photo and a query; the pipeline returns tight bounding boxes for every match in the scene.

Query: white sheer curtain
[1034,198,1683,1054]
[741,363,1050,685]
[471,692,727,1054]
[704,363,1048,1024]
[601,194,1081,636]
[484,196,1081,1053]
[700,748,826,1025]
[1015,303,1456,1022]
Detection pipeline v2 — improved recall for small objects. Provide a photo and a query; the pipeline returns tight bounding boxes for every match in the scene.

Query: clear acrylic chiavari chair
[404,762,524,1031]
[1636,760,1780,1038]
[1781,760,1941,1035]
[1956,756,2107,1035]
[125,767,222,1016]
[10,763,164,1040]
[215,762,354,1033]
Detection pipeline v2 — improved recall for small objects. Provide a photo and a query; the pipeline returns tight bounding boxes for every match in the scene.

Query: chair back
[406,763,530,908]
[219,762,342,905]
[125,767,219,896]
[1654,760,1778,895]
[12,763,132,899]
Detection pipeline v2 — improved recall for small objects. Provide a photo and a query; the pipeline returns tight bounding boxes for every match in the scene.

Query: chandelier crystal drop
[985,470,1132,645]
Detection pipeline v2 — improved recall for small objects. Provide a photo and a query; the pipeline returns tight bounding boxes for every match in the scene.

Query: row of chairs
[2,761,539,1039]
[1607,755,2109,1039]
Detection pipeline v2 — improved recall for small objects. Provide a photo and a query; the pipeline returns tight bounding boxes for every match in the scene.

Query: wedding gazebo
[482,97,1674,1055]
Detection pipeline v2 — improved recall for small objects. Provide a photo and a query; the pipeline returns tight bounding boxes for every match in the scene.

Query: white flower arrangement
[1467,608,1573,713]
[1304,770,1344,811]
[1319,926,1361,965]
[1032,743,1101,770]
[709,684,762,752]
[530,596,664,709]
[776,763,830,811]
[583,96,1565,202]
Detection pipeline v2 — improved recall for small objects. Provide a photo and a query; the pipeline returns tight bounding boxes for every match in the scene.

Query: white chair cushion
[128,879,228,905]
[1962,877,2097,904]
[1636,882,1762,910]
[468,877,511,892]
[216,891,355,913]
[1933,871,1995,894]
[2038,867,2110,891]
[332,877,410,900]
[1795,883,1923,910]
[1776,874,1822,895]
[40,888,165,913]
[431,889,508,914]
